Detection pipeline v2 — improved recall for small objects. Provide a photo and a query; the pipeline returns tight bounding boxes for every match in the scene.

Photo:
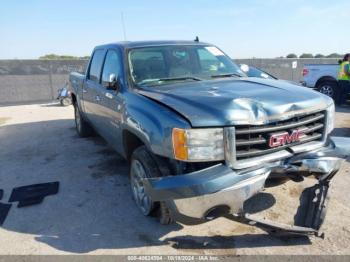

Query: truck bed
[69,72,85,97]
[302,64,338,88]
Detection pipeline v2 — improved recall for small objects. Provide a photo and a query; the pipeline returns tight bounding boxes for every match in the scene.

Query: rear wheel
[74,103,94,137]
[130,146,174,224]
[317,80,338,99]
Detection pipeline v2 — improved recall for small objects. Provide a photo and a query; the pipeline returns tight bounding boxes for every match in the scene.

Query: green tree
[326,53,343,58]
[39,54,59,60]
[314,54,325,58]
[299,53,313,58]
[39,54,90,60]
[286,53,297,58]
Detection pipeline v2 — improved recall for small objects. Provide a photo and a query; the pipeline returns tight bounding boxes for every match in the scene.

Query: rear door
[97,49,124,151]
[82,49,106,132]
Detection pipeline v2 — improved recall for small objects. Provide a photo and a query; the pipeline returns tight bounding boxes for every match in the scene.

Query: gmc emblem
[269,129,305,148]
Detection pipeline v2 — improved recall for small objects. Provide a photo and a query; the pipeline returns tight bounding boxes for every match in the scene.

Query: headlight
[326,102,335,134]
[172,128,224,161]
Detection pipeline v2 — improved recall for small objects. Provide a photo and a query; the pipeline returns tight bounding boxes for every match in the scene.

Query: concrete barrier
[235,58,339,82]
[0,60,87,105]
[0,58,339,106]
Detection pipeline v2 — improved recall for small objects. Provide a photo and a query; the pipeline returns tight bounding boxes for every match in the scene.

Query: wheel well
[71,93,77,105]
[123,130,145,161]
[315,76,338,88]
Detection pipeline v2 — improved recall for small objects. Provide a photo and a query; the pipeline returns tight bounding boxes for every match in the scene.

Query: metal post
[48,61,55,100]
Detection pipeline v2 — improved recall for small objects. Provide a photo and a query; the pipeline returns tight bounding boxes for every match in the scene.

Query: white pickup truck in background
[301,64,339,99]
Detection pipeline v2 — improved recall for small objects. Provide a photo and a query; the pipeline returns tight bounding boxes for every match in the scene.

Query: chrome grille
[234,112,326,161]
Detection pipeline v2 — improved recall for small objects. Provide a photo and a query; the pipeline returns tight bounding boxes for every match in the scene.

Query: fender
[121,92,191,158]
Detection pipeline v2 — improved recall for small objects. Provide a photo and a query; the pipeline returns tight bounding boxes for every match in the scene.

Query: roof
[94,40,211,50]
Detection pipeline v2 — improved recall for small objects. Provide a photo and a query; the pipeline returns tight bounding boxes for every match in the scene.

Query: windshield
[128,45,245,86]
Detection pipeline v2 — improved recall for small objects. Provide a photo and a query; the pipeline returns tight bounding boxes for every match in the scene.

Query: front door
[97,49,124,152]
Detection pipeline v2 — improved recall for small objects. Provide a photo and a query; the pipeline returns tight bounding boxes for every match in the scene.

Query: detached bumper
[143,137,350,235]
[144,164,271,224]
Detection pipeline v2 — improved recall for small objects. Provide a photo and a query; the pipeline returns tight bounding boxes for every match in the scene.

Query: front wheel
[130,157,156,216]
[129,146,174,224]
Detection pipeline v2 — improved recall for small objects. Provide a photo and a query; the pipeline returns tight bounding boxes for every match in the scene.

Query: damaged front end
[143,137,350,237]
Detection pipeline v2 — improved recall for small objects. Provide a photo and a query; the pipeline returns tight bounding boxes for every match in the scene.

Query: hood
[137,77,333,127]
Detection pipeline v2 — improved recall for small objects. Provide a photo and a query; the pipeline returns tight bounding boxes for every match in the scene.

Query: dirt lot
[0,103,349,255]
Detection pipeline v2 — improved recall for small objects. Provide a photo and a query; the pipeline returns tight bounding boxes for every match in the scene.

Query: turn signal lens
[172,128,188,160]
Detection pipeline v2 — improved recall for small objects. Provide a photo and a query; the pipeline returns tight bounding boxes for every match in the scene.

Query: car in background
[239,64,277,80]
[239,64,299,85]
[301,64,339,99]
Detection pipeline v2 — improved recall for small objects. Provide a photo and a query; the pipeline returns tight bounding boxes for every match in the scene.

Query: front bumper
[143,137,350,236]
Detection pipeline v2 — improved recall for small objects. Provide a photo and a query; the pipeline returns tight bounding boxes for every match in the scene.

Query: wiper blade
[138,76,202,86]
[158,76,202,82]
[211,73,242,78]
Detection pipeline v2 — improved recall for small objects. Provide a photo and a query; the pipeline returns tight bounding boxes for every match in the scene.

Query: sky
[0,0,348,59]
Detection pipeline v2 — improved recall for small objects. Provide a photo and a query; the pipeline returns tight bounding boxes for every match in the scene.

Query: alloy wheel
[130,159,153,215]
[319,85,334,98]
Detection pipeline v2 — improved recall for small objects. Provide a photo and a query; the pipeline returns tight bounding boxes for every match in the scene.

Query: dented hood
[137,78,333,127]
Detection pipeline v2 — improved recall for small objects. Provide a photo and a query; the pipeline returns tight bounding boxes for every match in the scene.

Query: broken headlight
[172,128,224,161]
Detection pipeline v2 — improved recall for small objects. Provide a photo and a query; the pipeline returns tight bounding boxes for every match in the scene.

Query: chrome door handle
[95,95,101,102]
[105,92,114,99]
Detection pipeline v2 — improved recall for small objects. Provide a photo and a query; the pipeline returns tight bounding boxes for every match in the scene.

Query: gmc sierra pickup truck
[70,41,349,236]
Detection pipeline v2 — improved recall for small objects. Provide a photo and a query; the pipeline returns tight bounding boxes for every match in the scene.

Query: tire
[129,146,174,224]
[158,201,174,225]
[317,80,338,100]
[60,97,72,106]
[74,103,94,137]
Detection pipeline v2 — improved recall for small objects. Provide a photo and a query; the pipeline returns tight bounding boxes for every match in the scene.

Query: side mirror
[103,73,119,91]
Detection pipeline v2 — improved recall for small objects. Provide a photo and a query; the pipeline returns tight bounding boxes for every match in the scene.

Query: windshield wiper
[159,76,202,82]
[211,73,242,78]
[138,76,202,86]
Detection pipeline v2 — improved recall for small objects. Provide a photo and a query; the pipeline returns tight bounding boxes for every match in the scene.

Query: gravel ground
[0,103,349,255]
